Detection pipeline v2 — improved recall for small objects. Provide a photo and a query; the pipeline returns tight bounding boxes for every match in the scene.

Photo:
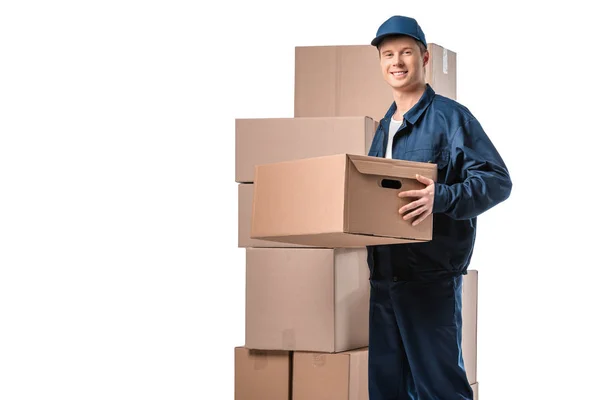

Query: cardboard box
[245,248,369,352]
[238,184,310,248]
[235,116,377,183]
[463,270,479,384]
[250,154,437,248]
[292,348,478,400]
[294,43,456,119]
[293,348,368,400]
[234,346,291,400]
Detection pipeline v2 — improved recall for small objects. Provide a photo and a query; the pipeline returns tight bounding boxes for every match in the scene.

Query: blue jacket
[367,84,512,280]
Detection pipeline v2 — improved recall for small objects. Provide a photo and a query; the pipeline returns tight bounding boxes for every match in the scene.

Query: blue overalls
[366,84,512,399]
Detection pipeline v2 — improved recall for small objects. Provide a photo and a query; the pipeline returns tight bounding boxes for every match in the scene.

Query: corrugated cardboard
[251,154,437,248]
[235,116,377,183]
[293,348,368,400]
[234,346,291,400]
[245,248,369,352]
[293,348,478,400]
[294,43,456,119]
[463,270,478,384]
[238,183,309,248]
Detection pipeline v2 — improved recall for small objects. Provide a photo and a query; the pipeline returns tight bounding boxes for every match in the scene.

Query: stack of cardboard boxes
[234,43,479,399]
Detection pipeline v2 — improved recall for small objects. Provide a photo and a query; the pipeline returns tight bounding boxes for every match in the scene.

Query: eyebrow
[381,47,414,53]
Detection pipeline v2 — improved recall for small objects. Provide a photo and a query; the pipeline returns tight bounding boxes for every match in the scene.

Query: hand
[397,174,435,226]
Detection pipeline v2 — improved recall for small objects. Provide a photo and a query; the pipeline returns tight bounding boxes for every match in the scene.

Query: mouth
[391,71,407,77]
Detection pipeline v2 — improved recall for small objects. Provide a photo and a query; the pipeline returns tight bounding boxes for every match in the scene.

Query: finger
[415,173,434,186]
[398,189,425,198]
[412,209,432,226]
[402,205,427,220]
[398,198,426,214]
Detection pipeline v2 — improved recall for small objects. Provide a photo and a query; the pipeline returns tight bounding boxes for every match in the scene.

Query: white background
[1,1,599,399]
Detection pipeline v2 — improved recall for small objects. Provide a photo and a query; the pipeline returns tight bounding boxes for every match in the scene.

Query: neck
[391,83,427,119]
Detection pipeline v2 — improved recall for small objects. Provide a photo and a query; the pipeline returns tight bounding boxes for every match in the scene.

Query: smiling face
[378,35,429,92]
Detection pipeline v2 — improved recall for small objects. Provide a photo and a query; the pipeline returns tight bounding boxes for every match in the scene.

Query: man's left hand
[398,174,435,226]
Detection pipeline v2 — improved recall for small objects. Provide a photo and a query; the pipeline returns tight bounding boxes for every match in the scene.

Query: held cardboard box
[235,116,377,183]
[250,154,437,248]
[294,43,456,119]
[238,184,311,248]
[293,349,479,400]
[234,347,291,400]
[245,248,369,353]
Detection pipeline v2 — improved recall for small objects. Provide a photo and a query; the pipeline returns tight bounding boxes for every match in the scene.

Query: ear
[422,50,430,68]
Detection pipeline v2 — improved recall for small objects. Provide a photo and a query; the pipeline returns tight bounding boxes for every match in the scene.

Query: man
[366,16,512,400]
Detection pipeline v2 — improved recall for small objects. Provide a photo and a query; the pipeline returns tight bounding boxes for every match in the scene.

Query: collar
[382,83,436,125]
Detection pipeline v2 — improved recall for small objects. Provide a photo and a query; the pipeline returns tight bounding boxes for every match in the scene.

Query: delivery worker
[366,15,512,400]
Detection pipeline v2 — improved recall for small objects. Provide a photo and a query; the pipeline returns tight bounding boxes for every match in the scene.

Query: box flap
[348,154,437,181]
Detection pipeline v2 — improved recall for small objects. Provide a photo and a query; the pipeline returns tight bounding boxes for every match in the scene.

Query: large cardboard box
[234,347,291,400]
[294,43,456,119]
[238,183,309,248]
[235,116,377,183]
[245,248,369,353]
[293,348,479,400]
[250,154,437,248]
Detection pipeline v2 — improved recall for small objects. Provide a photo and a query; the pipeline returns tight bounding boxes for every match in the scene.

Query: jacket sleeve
[432,117,512,220]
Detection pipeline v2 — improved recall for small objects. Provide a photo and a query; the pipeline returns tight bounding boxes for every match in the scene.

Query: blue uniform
[367,84,512,399]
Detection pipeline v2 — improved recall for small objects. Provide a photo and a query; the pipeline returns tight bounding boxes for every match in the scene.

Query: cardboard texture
[245,248,369,353]
[293,348,478,400]
[294,43,456,119]
[235,116,377,183]
[238,183,310,248]
[234,347,291,400]
[293,348,368,400]
[463,270,479,384]
[250,153,437,247]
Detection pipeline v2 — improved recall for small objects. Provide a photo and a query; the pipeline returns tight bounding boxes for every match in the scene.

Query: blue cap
[371,16,427,48]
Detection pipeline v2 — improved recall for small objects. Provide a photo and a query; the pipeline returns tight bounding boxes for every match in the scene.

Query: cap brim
[371,33,426,48]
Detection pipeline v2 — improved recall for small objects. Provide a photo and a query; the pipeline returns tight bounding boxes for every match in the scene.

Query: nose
[392,53,404,66]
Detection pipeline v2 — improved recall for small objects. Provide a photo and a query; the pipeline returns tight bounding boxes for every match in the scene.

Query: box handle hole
[380,179,402,189]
